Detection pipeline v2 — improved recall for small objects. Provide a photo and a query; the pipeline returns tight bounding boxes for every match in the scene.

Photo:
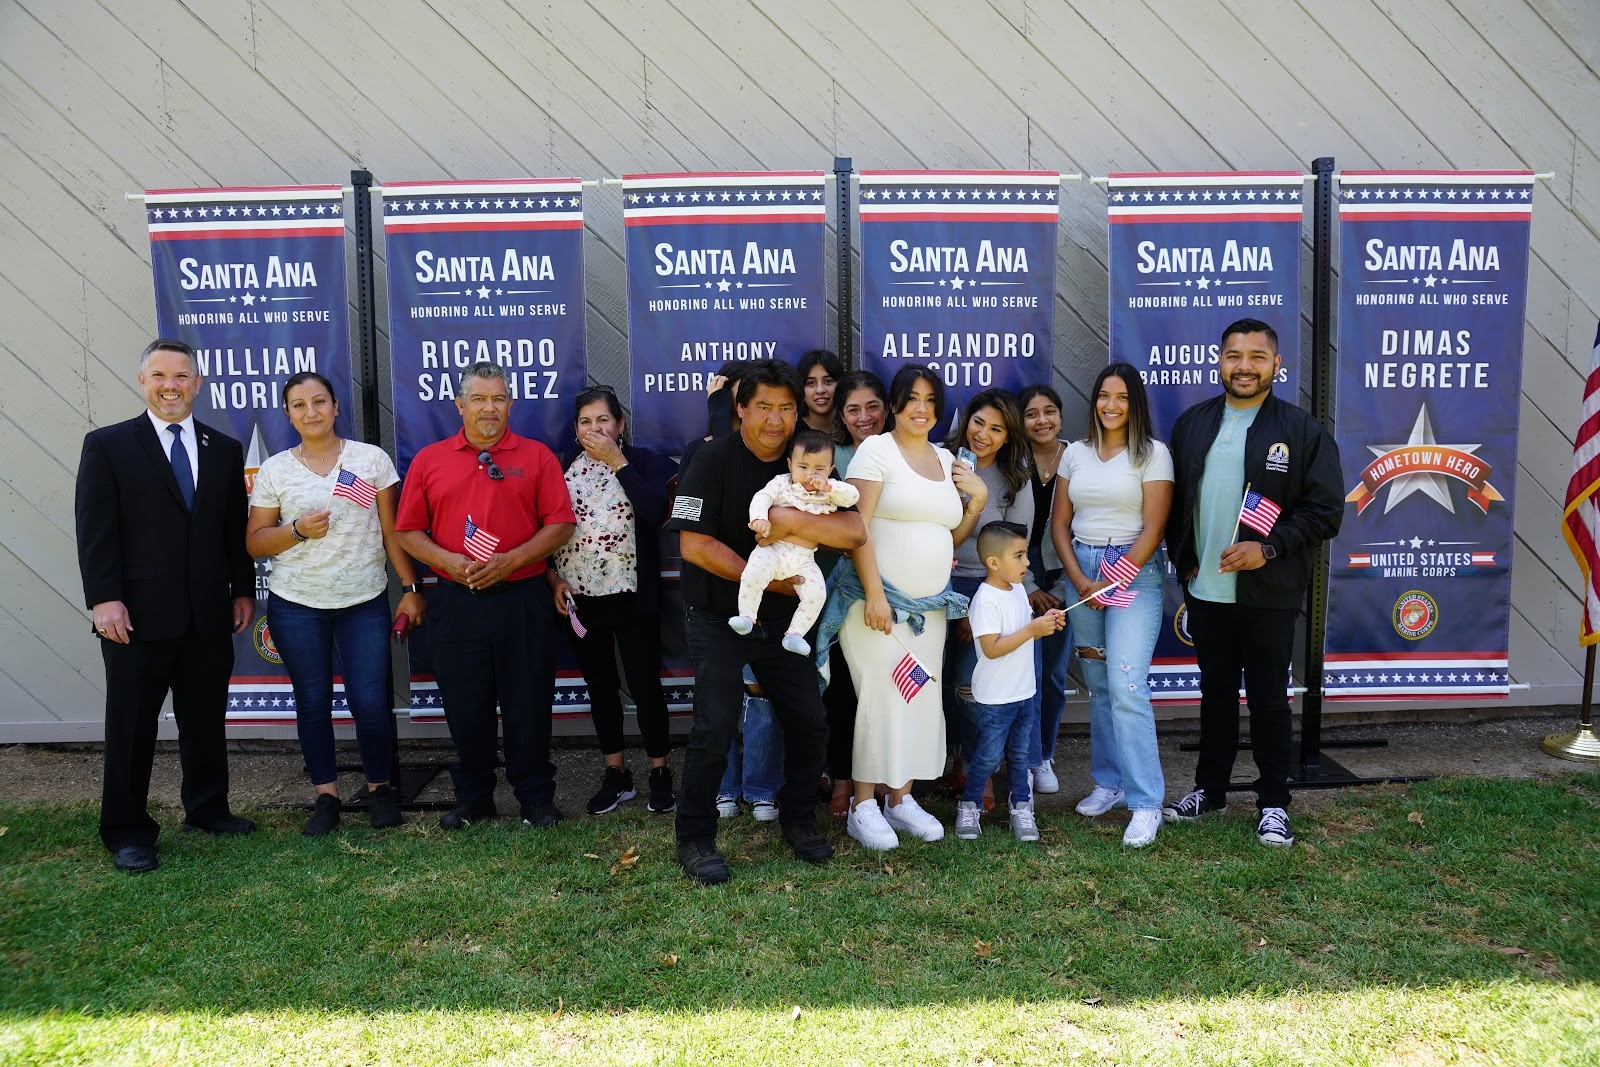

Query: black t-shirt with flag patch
[667,431,794,625]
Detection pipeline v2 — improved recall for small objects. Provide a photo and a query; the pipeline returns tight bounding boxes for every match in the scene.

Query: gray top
[952,459,1037,592]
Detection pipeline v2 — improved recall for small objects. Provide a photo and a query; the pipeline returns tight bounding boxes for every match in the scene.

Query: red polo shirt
[396,428,575,581]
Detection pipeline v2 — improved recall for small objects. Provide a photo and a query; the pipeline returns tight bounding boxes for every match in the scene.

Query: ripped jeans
[1071,542,1167,811]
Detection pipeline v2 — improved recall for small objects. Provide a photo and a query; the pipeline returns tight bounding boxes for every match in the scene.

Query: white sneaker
[953,800,982,840]
[1123,808,1161,848]
[1031,759,1060,794]
[847,799,899,851]
[715,795,739,819]
[750,800,779,822]
[1075,785,1126,817]
[1009,801,1040,842]
[1257,806,1295,847]
[883,794,945,842]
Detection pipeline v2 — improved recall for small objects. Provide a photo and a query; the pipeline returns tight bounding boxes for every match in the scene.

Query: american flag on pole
[1562,321,1600,646]
[1100,544,1141,588]
[1238,488,1282,537]
[463,514,501,562]
[892,651,932,702]
[1091,583,1137,609]
[330,468,377,509]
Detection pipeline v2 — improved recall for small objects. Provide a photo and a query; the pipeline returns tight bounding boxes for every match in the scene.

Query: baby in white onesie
[731,427,859,655]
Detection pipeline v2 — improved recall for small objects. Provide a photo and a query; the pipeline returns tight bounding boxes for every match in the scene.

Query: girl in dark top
[1018,383,1071,794]
[797,349,844,434]
[548,385,680,816]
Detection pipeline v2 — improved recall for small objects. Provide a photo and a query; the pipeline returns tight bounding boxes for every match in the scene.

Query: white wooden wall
[1,0,1595,739]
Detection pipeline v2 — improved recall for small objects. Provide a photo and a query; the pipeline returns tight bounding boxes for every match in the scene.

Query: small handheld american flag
[1091,584,1137,608]
[892,651,931,702]
[331,468,377,509]
[1238,488,1282,537]
[463,514,501,562]
[1100,544,1141,588]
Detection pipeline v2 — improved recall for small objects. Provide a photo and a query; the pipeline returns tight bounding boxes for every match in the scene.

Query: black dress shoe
[111,845,158,873]
[676,839,730,884]
[521,800,564,828]
[781,822,834,864]
[180,813,256,835]
[439,800,497,830]
[302,794,342,837]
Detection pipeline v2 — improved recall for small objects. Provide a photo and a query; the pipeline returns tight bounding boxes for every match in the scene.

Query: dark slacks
[570,592,671,759]
[675,607,828,844]
[428,579,557,808]
[1185,594,1299,810]
[823,661,858,780]
[99,631,235,851]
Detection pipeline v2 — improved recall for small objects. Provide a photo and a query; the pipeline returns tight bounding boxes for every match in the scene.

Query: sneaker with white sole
[1009,801,1040,843]
[715,795,740,819]
[1031,760,1060,794]
[750,800,779,822]
[1256,806,1294,847]
[846,798,899,851]
[953,800,982,840]
[1075,785,1126,817]
[1162,789,1227,823]
[1123,808,1161,848]
[883,794,945,842]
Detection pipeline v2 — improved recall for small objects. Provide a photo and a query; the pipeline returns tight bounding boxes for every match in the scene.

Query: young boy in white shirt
[957,521,1067,842]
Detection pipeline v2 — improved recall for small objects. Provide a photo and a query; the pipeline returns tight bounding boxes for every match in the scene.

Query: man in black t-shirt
[666,359,865,884]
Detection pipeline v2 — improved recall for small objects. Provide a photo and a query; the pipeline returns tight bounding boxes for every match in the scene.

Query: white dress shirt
[146,409,200,486]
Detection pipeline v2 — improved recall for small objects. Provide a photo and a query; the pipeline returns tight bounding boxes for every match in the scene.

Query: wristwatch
[400,582,422,594]
[1260,543,1278,561]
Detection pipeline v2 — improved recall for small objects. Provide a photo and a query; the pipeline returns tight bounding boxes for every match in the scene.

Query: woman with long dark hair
[1016,383,1072,793]
[245,372,424,835]
[1050,362,1172,848]
[944,389,1036,811]
[796,349,844,434]
[548,385,680,816]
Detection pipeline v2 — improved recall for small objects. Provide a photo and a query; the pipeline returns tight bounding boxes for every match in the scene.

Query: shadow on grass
[2,774,1596,1018]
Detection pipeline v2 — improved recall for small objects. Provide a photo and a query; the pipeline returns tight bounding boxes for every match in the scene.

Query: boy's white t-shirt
[968,580,1037,705]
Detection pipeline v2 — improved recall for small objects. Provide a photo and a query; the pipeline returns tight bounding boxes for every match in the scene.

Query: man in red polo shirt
[397,362,576,829]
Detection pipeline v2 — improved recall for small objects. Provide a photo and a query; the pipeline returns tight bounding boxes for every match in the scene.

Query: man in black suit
[75,338,257,872]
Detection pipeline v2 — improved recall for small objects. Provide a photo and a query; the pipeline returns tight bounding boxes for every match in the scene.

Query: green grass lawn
[3,774,1597,1066]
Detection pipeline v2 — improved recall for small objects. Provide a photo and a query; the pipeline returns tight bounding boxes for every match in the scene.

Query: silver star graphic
[1367,405,1482,514]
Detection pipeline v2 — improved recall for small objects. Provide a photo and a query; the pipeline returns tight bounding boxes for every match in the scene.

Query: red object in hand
[391,612,411,643]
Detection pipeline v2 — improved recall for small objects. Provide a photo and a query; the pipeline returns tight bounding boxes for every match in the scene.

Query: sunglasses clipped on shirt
[477,451,505,480]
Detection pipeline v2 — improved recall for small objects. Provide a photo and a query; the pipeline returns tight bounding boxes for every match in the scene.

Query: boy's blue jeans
[716,667,782,804]
[960,696,1038,807]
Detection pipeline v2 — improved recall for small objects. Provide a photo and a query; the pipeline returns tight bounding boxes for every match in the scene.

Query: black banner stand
[1190,158,1429,792]
[335,170,450,811]
[834,156,854,368]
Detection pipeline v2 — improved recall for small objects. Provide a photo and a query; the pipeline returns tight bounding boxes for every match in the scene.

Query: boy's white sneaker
[1123,808,1161,848]
[953,800,982,840]
[883,794,945,842]
[1031,759,1060,794]
[715,795,740,819]
[1075,785,1126,817]
[750,800,779,822]
[846,799,899,851]
[1009,801,1040,843]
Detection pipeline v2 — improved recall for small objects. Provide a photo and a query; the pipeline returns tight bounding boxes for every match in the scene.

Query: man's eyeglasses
[477,451,505,480]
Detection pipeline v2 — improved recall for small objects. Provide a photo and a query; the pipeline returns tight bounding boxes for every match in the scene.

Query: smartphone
[957,446,976,469]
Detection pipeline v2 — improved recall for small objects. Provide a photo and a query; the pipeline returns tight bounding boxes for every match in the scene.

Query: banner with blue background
[1106,172,1305,701]
[146,184,352,724]
[623,171,827,455]
[858,170,1059,439]
[1323,170,1534,700]
[382,179,588,474]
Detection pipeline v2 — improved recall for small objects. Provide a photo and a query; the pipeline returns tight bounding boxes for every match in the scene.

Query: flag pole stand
[1542,645,1600,763]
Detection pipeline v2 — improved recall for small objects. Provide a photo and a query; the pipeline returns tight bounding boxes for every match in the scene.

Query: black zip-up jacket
[1165,392,1345,611]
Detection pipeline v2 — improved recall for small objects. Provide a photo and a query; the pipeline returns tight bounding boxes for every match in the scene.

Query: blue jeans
[961,697,1037,806]
[948,575,1044,768]
[268,591,393,787]
[1071,543,1167,810]
[717,667,782,803]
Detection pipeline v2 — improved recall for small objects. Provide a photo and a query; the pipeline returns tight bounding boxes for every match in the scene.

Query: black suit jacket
[75,414,254,642]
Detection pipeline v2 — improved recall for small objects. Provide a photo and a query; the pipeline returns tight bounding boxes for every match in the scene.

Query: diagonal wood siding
[0,0,1595,737]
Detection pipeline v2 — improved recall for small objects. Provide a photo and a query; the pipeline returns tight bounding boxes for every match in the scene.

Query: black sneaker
[368,783,405,829]
[303,794,342,837]
[585,766,637,815]
[1161,789,1227,823]
[1256,806,1295,848]
[647,766,677,813]
[439,799,497,830]
[521,800,564,829]
[781,822,834,864]
[677,839,730,884]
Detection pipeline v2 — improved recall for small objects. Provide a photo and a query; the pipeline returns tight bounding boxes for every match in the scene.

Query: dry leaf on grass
[550,996,563,1022]
[1083,996,1103,1006]
[583,853,601,860]
[660,952,679,967]
[610,846,641,875]
[1407,811,1425,826]
[1496,946,1527,956]
[790,1005,802,1021]
[1257,938,1268,947]
[973,939,992,958]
